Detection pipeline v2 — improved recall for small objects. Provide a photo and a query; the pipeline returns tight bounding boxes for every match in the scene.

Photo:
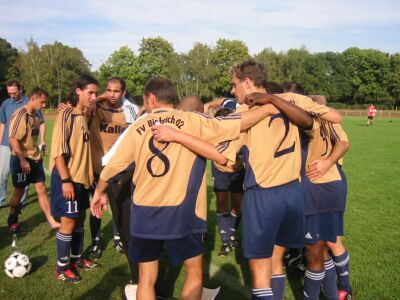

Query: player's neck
[25,103,35,114]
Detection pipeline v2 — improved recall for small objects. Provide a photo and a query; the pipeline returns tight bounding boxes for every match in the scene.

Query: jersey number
[268,113,295,158]
[66,201,78,214]
[146,136,170,177]
[17,173,27,183]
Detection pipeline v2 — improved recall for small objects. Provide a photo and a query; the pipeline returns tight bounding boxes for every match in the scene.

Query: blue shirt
[0,96,44,146]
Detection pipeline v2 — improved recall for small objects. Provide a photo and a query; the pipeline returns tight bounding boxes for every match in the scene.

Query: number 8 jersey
[100,107,241,239]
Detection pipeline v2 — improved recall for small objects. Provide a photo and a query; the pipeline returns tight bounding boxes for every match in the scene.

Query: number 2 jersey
[100,107,241,239]
[225,93,331,189]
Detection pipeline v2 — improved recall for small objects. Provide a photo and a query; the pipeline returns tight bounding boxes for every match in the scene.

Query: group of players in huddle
[2,59,353,300]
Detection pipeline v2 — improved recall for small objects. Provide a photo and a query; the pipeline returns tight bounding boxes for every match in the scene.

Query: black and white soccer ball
[4,251,31,278]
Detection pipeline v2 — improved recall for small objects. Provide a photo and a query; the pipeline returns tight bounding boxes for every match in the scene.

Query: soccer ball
[4,251,31,278]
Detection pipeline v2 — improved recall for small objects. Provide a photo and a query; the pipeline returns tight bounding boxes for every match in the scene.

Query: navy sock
[304,268,325,299]
[216,211,231,243]
[56,231,72,272]
[322,259,338,300]
[112,218,121,244]
[8,205,22,226]
[71,227,84,263]
[333,250,351,292]
[90,214,101,246]
[252,288,273,299]
[271,274,286,300]
[229,211,241,238]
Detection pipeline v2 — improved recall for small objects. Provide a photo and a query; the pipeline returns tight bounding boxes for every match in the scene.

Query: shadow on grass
[75,265,127,300]
[29,255,49,275]
[286,265,305,300]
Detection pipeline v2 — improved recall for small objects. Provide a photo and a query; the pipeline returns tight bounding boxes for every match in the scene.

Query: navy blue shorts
[304,211,344,244]
[243,180,305,259]
[211,163,244,193]
[50,171,89,219]
[129,233,204,266]
[10,155,45,187]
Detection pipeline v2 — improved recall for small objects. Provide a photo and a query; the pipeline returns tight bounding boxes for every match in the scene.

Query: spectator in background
[367,104,377,126]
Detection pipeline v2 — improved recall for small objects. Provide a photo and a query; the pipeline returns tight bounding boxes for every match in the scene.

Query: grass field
[0,117,399,299]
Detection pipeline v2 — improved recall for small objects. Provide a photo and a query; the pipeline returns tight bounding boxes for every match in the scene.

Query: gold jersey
[49,106,93,188]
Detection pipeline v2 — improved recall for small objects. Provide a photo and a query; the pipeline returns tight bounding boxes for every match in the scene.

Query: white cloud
[1,0,399,69]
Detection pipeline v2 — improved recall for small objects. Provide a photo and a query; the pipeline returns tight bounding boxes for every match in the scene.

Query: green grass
[0,117,399,299]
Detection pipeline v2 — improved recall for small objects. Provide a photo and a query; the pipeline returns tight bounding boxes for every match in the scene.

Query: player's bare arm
[54,155,75,201]
[203,97,226,113]
[91,179,109,219]
[152,124,228,165]
[239,103,279,131]
[306,140,349,180]
[9,137,31,174]
[245,93,313,129]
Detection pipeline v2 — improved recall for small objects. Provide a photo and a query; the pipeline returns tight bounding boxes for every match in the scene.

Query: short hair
[6,80,22,90]
[265,81,284,94]
[178,95,203,112]
[230,60,268,88]
[282,82,306,95]
[215,107,234,117]
[29,87,49,98]
[108,77,126,91]
[144,77,177,104]
[65,74,99,107]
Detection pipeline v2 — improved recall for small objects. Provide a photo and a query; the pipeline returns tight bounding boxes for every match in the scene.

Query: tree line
[1,36,399,109]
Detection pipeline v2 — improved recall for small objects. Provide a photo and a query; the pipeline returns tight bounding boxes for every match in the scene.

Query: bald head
[310,95,327,105]
[177,95,204,112]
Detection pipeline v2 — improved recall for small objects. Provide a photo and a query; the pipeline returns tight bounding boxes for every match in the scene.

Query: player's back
[100,107,241,239]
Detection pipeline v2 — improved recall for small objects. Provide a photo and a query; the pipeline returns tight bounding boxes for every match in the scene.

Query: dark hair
[230,60,267,88]
[144,77,176,104]
[108,77,126,91]
[29,87,49,98]
[282,82,306,95]
[215,107,234,117]
[265,81,284,94]
[65,74,99,106]
[6,80,22,90]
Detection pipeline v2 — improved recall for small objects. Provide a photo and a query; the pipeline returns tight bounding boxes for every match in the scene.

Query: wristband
[61,177,72,183]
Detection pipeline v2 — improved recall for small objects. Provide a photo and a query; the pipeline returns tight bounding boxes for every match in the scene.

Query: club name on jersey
[99,122,127,134]
[136,115,185,135]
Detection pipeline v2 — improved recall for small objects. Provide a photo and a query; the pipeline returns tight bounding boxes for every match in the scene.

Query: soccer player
[177,95,204,112]
[366,104,377,126]
[0,80,46,208]
[91,77,282,300]
[50,75,99,283]
[88,77,139,259]
[229,60,342,300]
[305,95,353,300]
[7,87,59,231]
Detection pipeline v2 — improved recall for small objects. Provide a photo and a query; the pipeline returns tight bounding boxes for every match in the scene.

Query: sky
[1,0,399,70]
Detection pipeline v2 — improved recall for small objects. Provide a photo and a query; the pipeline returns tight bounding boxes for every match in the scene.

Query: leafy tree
[138,37,174,86]
[99,46,142,96]
[0,38,19,101]
[211,39,249,97]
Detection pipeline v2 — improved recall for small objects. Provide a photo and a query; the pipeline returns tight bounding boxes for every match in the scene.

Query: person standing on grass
[0,80,46,208]
[50,75,99,283]
[366,104,377,126]
[87,76,139,260]
[7,87,60,232]
[91,77,280,300]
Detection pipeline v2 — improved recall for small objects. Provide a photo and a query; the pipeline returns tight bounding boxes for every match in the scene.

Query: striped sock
[56,231,72,272]
[71,227,84,263]
[216,211,231,243]
[333,250,352,292]
[322,259,339,300]
[304,269,325,299]
[252,288,273,299]
[271,274,286,300]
